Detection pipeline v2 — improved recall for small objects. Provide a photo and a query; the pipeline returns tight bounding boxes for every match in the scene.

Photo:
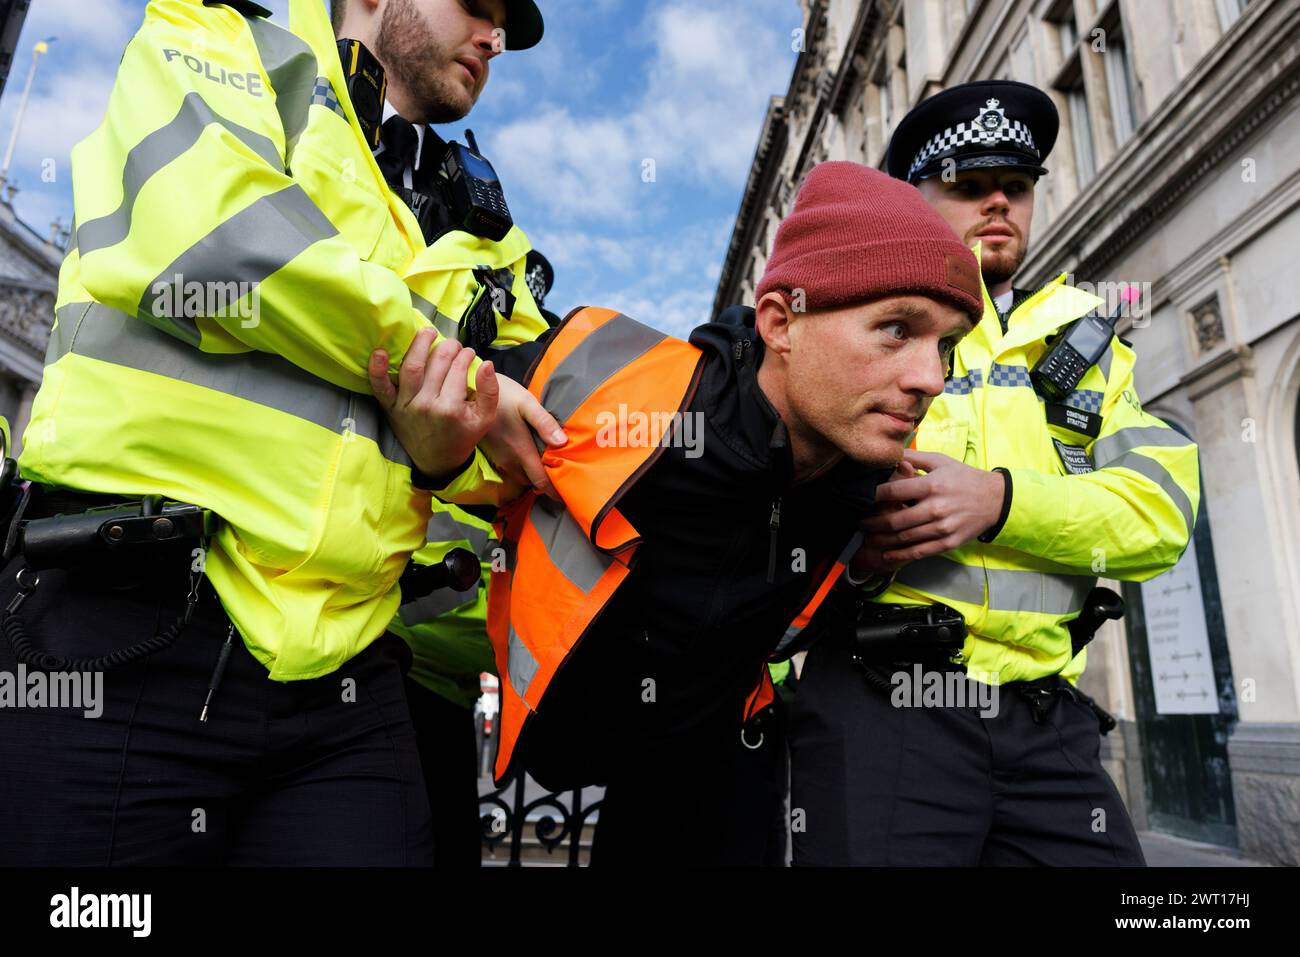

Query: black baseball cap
[503,0,544,50]
[886,80,1058,183]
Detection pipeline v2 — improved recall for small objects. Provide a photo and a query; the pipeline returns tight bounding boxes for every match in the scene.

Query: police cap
[504,1,545,50]
[885,79,1058,184]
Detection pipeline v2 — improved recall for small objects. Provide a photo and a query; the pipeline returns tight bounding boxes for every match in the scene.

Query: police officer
[788,80,1202,866]
[0,0,559,866]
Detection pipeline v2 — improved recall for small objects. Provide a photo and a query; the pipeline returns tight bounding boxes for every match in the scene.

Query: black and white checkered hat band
[908,118,1038,180]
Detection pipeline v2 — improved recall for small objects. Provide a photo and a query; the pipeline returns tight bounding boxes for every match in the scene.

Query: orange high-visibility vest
[486,307,858,782]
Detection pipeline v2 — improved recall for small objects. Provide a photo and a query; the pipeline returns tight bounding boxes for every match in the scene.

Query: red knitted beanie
[755,162,983,323]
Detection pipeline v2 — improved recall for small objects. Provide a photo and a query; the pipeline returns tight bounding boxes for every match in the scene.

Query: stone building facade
[716,0,1300,864]
[0,196,57,457]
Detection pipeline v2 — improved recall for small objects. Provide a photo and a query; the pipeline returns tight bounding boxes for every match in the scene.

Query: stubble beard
[978,239,1028,289]
[375,0,472,125]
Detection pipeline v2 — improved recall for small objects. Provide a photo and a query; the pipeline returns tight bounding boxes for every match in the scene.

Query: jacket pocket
[916,418,970,464]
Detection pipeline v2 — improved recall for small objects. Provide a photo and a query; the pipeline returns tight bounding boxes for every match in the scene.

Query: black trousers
[788,632,1145,866]
[591,699,790,867]
[403,674,483,867]
[0,554,433,866]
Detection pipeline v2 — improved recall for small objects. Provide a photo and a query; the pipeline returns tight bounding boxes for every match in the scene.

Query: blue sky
[0,0,802,336]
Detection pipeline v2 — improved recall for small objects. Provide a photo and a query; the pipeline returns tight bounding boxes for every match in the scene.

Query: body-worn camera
[336,38,387,149]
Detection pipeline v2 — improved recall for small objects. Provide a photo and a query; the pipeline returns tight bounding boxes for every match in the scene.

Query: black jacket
[491,312,890,789]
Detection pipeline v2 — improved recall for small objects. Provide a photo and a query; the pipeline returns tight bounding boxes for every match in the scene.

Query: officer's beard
[979,240,1028,289]
[374,0,475,125]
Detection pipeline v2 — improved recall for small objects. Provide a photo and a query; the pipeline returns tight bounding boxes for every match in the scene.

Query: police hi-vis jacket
[19,0,547,679]
[877,262,1200,685]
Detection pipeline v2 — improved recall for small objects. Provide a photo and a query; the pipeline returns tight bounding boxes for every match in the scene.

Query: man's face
[916,169,1035,288]
[777,294,974,469]
[374,0,506,124]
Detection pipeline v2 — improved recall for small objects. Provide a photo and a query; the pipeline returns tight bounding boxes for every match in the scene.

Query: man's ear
[755,291,795,357]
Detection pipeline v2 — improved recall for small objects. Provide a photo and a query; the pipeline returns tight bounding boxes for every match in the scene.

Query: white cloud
[488,0,797,226]
[18,0,142,58]
[6,62,116,171]
[530,215,733,337]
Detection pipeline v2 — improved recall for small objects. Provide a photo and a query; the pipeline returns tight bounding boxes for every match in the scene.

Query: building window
[1216,0,1254,31]
[1101,16,1138,144]
[1057,12,1078,61]
[884,14,907,143]
[1066,78,1095,184]
[1010,33,1036,85]
[877,75,893,142]
[1049,1,1096,190]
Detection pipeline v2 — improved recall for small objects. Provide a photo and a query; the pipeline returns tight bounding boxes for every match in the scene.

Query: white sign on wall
[1140,535,1218,715]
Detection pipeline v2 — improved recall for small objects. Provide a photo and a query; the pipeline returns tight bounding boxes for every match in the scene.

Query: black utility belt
[1010,674,1118,734]
[3,482,221,572]
[852,600,966,667]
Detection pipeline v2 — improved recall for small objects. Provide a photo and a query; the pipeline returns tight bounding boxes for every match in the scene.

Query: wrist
[977,467,1013,544]
[411,449,476,490]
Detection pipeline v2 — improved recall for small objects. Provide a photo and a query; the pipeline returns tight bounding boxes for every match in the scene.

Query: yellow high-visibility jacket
[388,504,497,711]
[875,264,1200,685]
[18,0,546,679]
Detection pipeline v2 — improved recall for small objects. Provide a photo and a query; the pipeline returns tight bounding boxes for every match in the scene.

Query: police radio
[437,130,513,242]
[336,39,387,149]
[1030,286,1139,402]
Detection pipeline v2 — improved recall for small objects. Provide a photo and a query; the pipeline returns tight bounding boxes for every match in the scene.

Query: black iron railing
[479,770,602,866]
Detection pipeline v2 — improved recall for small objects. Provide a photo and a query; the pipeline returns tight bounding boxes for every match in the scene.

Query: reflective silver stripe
[398,582,479,627]
[244,15,318,152]
[527,497,613,593]
[478,534,501,563]
[985,567,1095,616]
[48,302,90,366]
[1093,426,1193,467]
[774,623,802,657]
[540,314,667,426]
[1098,343,1114,381]
[837,530,864,563]
[895,555,1094,615]
[75,91,282,258]
[507,625,540,700]
[1103,451,1196,533]
[425,508,491,556]
[895,556,985,605]
[410,292,462,340]
[55,301,384,444]
[136,183,339,342]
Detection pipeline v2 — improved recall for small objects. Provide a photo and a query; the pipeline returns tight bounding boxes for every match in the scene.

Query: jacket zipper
[766,497,782,584]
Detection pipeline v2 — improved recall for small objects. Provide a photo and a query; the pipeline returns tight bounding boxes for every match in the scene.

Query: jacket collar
[969,241,1105,359]
[289,0,425,256]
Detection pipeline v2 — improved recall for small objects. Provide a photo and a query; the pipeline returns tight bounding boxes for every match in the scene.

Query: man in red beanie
[788,82,1197,867]
[374,160,983,865]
